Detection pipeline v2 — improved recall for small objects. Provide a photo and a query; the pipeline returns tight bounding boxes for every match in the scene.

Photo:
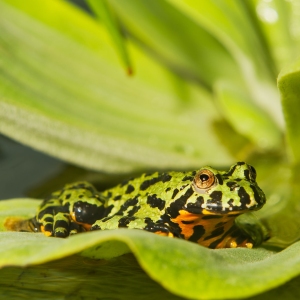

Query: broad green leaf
[278,57,300,163]
[0,0,232,173]
[169,0,277,80]
[167,0,284,128]
[215,82,282,151]
[86,0,133,74]
[1,198,300,300]
[253,0,300,70]
[256,164,300,248]
[107,0,242,87]
[0,254,183,300]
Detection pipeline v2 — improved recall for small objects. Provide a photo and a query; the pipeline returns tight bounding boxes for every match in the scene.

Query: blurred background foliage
[1,0,300,298]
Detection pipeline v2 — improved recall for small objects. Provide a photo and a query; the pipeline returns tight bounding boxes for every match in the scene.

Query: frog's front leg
[205,223,263,249]
[36,197,73,237]
[221,227,254,249]
[222,219,268,249]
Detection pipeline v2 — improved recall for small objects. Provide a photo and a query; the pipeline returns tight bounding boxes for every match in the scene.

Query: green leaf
[0,0,232,173]
[253,0,300,70]
[166,0,283,128]
[278,57,300,163]
[0,254,183,299]
[256,163,300,248]
[86,0,133,75]
[107,0,242,87]
[215,82,281,151]
[169,0,277,80]
[2,198,300,299]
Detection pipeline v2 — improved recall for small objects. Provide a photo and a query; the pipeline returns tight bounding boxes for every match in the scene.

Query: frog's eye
[192,169,217,194]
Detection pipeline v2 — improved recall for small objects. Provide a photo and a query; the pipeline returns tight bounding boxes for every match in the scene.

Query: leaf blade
[0,0,232,172]
[86,0,133,74]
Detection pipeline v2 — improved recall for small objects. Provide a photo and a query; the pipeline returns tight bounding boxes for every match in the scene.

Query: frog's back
[102,170,196,220]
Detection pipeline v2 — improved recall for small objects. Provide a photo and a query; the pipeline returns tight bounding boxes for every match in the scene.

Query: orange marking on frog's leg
[70,212,92,231]
[40,225,52,237]
[154,231,174,237]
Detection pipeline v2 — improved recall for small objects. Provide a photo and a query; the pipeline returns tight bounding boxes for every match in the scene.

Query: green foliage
[1,0,300,299]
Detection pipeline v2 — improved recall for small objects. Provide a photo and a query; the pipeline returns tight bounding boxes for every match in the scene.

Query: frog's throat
[170,209,238,244]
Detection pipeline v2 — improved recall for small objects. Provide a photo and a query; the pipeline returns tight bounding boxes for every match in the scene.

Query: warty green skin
[29,162,267,249]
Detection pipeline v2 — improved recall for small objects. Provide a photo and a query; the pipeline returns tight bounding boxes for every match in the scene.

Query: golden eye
[192,169,217,193]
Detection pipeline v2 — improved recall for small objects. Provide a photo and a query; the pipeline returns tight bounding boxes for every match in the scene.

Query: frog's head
[191,162,266,213]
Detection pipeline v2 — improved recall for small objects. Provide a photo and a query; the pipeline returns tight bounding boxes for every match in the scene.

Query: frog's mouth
[203,200,264,214]
[202,207,246,215]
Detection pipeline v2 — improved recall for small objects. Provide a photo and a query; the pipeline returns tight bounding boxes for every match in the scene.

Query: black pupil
[200,174,209,182]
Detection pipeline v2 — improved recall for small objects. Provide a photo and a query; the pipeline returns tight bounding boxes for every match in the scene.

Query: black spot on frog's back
[167,187,194,218]
[115,197,139,216]
[118,216,136,227]
[171,188,179,199]
[125,184,135,194]
[147,194,166,210]
[182,175,194,181]
[140,173,172,191]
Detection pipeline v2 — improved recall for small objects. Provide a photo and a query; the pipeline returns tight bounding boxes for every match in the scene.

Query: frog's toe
[225,237,254,248]
[52,212,70,238]
[40,225,53,237]
[40,217,55,237]
[69,222,85,235]
[90,224,101,231]
[245,242,253,249]
[228,240,237,248]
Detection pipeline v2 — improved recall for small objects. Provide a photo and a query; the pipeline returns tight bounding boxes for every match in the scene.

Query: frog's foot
[39,211,71,237]
[35,199,73,238]
[225,236,254,249]
[69,221,86,235]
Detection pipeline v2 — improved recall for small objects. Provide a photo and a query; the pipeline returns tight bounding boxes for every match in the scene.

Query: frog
[24,162,266,249]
